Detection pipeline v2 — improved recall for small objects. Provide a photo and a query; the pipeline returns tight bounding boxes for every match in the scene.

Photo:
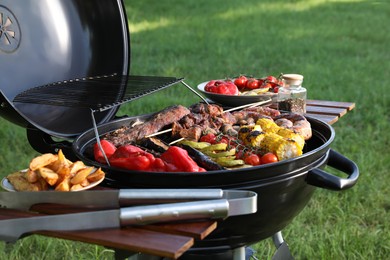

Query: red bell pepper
[160,146,205,172]
[108,144,155,171]
[94,140,117,163]
[204,80,239,95]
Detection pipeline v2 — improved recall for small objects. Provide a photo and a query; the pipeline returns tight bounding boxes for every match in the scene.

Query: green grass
[1,0,389,259]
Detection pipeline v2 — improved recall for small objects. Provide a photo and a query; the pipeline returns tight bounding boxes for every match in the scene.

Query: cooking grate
[13,74,184,112]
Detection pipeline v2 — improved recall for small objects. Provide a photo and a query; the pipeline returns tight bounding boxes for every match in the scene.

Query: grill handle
[306,149,359,191]
[27,128,76,160]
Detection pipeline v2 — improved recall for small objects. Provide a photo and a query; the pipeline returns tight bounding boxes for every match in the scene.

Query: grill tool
[0,189,257,242]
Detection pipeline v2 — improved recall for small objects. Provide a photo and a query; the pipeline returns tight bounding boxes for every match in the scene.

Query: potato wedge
[37,167,59,186]
[49,149,69,172]
[30,153,58,171]
[70,184,84,191]
[86,168,105,182]
[69,161,86,176]
[71,167,94,185]
[55,177,71,191]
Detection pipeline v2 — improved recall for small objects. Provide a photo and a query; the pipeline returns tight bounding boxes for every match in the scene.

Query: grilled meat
[104,105,190,146]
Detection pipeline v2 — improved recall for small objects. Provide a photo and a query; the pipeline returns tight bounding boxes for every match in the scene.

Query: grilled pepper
[108,145,155,171]
[161,146,206,172]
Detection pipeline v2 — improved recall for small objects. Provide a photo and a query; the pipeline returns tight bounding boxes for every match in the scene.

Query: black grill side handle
[26,127,77,161]
[306,149,359,191]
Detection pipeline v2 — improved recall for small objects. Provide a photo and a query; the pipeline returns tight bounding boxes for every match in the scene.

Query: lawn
[0,0,389,259]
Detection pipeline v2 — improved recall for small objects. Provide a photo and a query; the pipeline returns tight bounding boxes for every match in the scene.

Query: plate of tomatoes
[197,75,281,107]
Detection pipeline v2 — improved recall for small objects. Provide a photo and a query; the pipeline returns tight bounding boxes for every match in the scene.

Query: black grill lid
[0,0,130,137]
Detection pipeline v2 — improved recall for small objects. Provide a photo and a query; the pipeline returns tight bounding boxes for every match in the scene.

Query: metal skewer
[144,99,271,139]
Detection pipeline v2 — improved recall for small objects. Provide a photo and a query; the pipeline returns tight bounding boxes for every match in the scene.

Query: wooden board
[305,100,355,125]
[0,207,217,259]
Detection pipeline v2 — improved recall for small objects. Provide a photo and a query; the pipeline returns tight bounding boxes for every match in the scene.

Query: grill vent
[0,6,21,53]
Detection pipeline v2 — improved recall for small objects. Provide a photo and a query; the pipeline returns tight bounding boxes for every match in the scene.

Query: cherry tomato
[200,133,217,144]
[260,153,278,164]
[266,76,278,84]
[244,154,261,166]
[246,78,260,89]
[234,75,248,89]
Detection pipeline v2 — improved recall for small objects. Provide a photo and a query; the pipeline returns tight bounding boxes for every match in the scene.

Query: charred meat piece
[104,105,191,146]
[232,106,280,124]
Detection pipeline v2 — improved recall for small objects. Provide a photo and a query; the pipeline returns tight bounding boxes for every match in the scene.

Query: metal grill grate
[13,74,183,112]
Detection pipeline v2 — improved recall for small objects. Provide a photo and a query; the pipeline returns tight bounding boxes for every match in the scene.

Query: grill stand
[120,232,293,260]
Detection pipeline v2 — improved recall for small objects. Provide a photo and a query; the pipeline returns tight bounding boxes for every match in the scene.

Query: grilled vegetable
[180,144,225,171]
[276,128,305,150]
[204,148,236,158]
[200,143,228,152]
[260,133,302,160]
[215,157,245,167]
[178,140,211,150]
[256,118,280,133]
[246,130,265,147]
[239,125,261,145]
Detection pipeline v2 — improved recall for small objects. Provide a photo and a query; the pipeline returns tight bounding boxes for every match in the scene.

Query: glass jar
[278,74,306,114]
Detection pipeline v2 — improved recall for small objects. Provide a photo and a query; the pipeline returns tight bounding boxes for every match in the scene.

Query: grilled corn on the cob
[261,133,302,160]
[246,130,266,147]
[256,118,280,133]
[276,128,305,150]
[238,125,262,145]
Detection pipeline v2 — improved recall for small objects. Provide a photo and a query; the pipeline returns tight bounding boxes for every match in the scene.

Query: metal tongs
[0,189,257,242]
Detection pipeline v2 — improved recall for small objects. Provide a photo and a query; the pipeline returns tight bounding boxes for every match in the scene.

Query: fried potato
[80,178,90,187]
[70,183,84,191]
[71,167,94,185]
[69,161,86,176]
[6,171,42,191]
[30,153,58,171]
[55,177,71,191]
[7,150,105,192]
[37,167,59,186]
[26,169,39,183]
[87,168,105,182]
[48,149,69,172]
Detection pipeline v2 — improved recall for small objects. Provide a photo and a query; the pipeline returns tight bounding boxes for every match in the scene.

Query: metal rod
[90,109,110,166]
[181,80,209,104]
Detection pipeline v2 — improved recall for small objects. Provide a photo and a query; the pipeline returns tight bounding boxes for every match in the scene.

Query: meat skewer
[144,99,272,139]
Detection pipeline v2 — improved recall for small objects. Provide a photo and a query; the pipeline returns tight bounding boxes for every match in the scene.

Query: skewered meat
[104,105,190,146]
[273,113,312,140]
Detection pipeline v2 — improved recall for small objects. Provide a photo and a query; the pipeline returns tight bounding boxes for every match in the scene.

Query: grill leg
[232,246,245,260]
[271,232,294,260]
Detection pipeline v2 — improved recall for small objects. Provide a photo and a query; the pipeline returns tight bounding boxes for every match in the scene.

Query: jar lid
[282,74,304,86]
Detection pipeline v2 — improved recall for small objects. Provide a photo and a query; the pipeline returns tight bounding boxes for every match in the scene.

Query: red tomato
[246,78,260,89]
[266,76,278,84]
[260,153,278,164]
[234,75,248,89]
[200,133,217,144]
[205,80,239,95]
[244,154,261,166]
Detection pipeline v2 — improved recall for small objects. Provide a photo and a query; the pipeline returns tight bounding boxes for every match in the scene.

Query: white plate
[197,81,277,107]
[1,169,105,192]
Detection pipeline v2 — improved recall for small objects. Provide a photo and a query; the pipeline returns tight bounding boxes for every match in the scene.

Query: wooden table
[0,100,355,259]
[306,99,355,125]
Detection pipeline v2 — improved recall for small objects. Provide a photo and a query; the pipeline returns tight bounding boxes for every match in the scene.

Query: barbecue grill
[0,1,359,259]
